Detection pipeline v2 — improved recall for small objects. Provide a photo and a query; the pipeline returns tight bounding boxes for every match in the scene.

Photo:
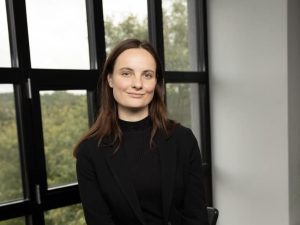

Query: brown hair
[73,39,174,157]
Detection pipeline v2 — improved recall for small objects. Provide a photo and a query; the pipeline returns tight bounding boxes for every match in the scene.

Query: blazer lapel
[103,145,146,225]
[156,132,177,222]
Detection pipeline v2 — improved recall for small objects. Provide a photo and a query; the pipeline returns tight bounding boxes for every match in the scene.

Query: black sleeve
[182,129,209,225]
[76,142,115,225]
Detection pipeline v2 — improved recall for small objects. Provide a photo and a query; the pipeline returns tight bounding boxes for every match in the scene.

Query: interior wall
[207,0,289,224]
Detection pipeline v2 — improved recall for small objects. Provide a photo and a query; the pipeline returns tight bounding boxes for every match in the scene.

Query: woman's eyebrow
[119,67,155,73]
[143,69,155,73]
[119,67,134,71]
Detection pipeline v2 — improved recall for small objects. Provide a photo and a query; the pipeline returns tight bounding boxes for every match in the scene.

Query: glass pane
[163,0,198,71]
[166,83,201,143]
[103,0,148,52]
[0,0,11,67]
[26,0,90,69]
[40,90,89,188]
[45,204,85,225]
[0,217,25,225]
[0,84,23,203]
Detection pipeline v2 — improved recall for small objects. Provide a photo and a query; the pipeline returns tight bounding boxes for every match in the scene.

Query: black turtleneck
[118,116,164,225]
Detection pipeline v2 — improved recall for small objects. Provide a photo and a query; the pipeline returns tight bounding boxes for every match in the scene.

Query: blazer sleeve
[182,128,209,225]
[76,141,115,225]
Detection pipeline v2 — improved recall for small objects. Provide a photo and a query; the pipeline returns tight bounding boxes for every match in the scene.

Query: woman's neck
[118,115,151,132]
[118,107,149,122]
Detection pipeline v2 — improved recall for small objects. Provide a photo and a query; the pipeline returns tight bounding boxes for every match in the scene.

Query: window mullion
[86,0,106,70]
[10,0,31,71]
[147,0,165,67]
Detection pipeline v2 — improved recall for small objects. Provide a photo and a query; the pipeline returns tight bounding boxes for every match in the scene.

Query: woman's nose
[131,76,142,89]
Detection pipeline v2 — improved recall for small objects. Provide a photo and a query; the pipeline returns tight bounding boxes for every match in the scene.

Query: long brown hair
[73,39,174,157]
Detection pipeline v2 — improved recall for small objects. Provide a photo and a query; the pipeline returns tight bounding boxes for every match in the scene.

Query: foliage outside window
[44,204,84,225]
[0,217,25,225]
[40,91,89,188]
[166,83,192,128]
[0,88,23,204]
[163,0,190,71]
[103,0,148,52]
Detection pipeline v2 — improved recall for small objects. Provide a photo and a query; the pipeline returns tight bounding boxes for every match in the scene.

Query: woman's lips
[127,92,144,98]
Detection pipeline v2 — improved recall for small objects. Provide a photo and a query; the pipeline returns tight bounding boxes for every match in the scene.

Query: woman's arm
[182,129,209,225]
[76,142,115,225]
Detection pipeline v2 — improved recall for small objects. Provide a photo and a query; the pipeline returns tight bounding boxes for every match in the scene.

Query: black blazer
[76,125,209,225]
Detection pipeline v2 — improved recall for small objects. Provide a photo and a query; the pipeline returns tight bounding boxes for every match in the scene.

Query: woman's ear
[107,75,113,88]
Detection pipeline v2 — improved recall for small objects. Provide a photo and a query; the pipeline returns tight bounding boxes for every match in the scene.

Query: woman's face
[107,48,157,120]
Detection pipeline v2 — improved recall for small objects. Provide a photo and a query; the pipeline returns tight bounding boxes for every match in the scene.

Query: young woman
[74,39,209,225]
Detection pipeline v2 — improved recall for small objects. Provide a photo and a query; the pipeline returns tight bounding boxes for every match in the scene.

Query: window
[0,85,23,204]
[26,0,90,69]
[40,90,88,188]
[0,217,25,225]
[166,83,201,144]
[163,0,191,71]
[0,1,11,67]
[44,204,84,225]
[103,0,148,52]
[0,0,211,223]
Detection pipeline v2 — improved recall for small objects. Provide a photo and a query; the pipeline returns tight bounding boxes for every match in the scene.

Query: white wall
[207,0,292,224]
[288,1,300,224]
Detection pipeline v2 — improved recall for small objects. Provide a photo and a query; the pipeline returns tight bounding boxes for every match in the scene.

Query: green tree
[0,93,22,203]
[166,83,191,128]
[104,14,148,53]
[163,0,189,71]
[40,91,88,225]
[40,91,88,187]
[0,217,25,225]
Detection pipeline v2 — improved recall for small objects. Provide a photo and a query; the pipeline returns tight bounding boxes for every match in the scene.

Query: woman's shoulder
[167,123,200,157]
[163,122,198,148]
[76,137,100,157]
[170,122,195,139]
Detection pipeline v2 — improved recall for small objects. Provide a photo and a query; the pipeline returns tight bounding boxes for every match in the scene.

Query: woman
[74,39,209,225]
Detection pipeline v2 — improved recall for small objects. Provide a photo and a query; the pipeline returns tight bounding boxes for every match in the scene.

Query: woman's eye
[121,72,131,76]
[144,73,154,79]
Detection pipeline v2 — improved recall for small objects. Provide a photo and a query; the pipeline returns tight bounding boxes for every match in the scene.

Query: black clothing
[119,117,164,225]
[76,119,209,225]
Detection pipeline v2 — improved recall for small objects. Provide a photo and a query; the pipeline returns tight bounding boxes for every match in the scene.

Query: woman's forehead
[114,48,156,69]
